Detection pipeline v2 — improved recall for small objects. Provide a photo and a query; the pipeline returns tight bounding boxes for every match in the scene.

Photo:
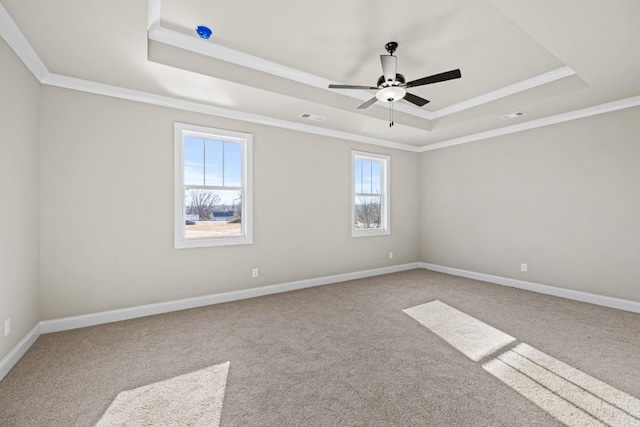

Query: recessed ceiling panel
[161,0,565,109]
[2,0,637,148]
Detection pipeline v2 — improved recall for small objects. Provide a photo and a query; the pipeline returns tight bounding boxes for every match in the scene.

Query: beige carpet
[404,300,640,426]
[484,345,640,426]
[95,362,229,427]
[1,269,639,426]
[403,300,516,361]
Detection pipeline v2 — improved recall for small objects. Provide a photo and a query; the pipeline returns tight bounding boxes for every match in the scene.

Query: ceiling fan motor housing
[377,74,405,88]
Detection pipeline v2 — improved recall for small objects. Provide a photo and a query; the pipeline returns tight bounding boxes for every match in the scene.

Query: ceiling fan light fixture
[327,41,461,115]
[376,86,406,103]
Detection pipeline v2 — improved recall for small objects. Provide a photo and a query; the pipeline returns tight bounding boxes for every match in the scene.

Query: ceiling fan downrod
[389,102,394,127]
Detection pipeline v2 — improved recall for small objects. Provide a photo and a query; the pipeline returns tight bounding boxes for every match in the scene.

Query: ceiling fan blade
[406,69,461,88]
[357,97,378,109]
[404,92,430,107]
[329,84,377,90]
[380,55,397,83]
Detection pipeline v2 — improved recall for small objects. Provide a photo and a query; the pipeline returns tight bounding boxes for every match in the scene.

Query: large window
[352,150,390,237]
[174,123,252,248]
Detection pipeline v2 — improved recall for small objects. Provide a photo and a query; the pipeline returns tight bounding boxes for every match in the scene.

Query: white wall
[0,38,40,360]
[420,107,640,302]
[38,86,420,320]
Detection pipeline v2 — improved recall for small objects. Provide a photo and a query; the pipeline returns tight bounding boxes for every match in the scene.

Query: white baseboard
[3,263,418,380]
[6,261,636,382]
[0,323,41,382]
[419,262,640,314]
[40,262,420,334]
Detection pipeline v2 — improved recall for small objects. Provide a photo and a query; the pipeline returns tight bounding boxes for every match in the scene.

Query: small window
[174,123,252,248]
[352,151,390,237]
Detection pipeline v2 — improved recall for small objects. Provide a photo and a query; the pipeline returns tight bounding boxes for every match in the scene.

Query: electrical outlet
[4,318,10,337]
[252,268,259,278]
[389,252,394,259]
[521,263,528,272]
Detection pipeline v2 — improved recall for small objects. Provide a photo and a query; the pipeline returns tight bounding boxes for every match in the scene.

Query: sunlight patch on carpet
[95,361,230,427]
[485,345,640,427]
[483,357,605,426]
[403,300,515,361]
[404,300,640,426]
[511,343,640,419]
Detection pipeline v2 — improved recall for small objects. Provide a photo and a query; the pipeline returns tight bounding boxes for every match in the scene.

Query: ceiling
[2,0,639,149]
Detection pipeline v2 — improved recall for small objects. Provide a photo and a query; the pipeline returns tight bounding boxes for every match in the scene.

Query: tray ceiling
[1,0,639,148]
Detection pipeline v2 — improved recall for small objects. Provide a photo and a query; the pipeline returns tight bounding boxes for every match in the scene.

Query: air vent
[499,111,526,120]
[299,113,327,122]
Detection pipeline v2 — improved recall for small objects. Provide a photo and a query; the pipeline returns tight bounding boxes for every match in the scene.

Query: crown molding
[0,0,417,153]
[146,1,430,120]
[149,23,574,123]
[146,0,574,123]
[148,25,432,120]
[42,73,420,152]
[430,66,575,119]
[0,1,48,80]
[147,0,162,32]
[419,96,640,152]
[1,0,636,154]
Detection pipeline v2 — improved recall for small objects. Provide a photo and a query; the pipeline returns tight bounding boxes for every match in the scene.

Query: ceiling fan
[328,42,461,126]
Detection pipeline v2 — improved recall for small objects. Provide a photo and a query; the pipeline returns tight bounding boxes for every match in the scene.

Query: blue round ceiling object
[196,26,212,39]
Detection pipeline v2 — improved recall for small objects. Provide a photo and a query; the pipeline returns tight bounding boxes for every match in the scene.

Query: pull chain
[389,101,394,127]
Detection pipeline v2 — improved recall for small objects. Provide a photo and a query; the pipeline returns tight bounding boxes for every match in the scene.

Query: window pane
[362,160,372,194]
[184,137,204,185]
[354,195,381,230]
[204,139,223,186]
[354,159,362,193]
[224,142,242,187]
[184,189,243,238]
[371,161,381,194]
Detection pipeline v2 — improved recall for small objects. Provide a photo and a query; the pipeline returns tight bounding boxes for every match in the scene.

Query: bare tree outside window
[176,123,252,248]
[187,189,221,220]
[352,151,389,236]
[355,196,381,229]
[232,192,242,223]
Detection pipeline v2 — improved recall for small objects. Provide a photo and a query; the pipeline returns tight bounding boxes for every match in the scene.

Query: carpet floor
[0,269,639,426]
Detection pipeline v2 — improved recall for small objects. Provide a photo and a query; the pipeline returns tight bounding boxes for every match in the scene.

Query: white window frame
[174,122,253,249]
[351,150,390,237]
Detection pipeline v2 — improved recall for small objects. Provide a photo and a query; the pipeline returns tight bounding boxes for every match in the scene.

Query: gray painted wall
[420,107,640,301]
[38,86,420,320]
[0,39,40,360]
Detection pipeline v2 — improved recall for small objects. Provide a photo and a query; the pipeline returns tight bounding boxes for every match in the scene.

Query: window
[352,151,390,237]
[174,123,252,248]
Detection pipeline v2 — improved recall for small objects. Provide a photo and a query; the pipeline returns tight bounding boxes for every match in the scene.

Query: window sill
[352,229,390,238]
[174,236,253,249]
